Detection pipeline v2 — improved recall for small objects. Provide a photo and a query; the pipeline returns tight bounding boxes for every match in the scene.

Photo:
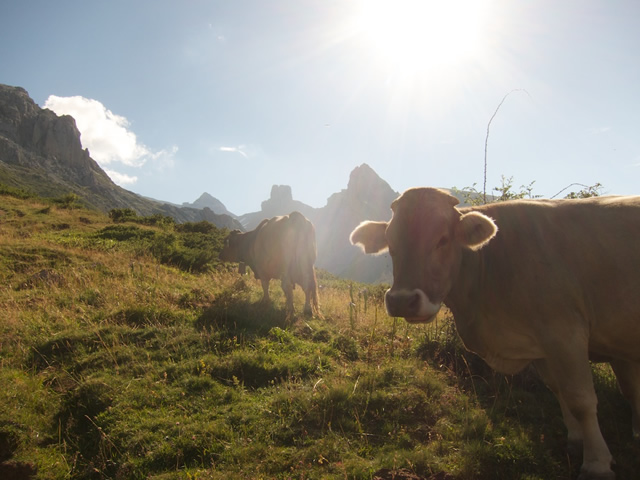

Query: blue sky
[2,0,639,214]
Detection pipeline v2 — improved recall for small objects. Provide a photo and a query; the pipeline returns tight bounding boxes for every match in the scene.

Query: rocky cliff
[0,84,241,229]
[0,85,114,199]
[314,164,397,282]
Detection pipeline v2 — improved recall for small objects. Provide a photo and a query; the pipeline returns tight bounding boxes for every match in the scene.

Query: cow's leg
[535,359,583,454]
[260,279,271,305]
[303,287,312,315]
[281,277,294,314]
[537,348,614,479]
[302,269,319,317]
[610,359,640,440]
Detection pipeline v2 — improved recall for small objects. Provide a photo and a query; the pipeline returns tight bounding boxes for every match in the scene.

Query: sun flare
[355,0,491,75]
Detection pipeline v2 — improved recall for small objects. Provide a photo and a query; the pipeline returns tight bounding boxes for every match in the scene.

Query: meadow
[0,189,637,479]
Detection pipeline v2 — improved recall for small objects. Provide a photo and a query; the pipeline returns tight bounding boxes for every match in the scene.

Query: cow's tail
[307,263,320,317]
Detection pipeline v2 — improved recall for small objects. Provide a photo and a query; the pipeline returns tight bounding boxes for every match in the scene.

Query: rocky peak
[324,163,397,217]
[0,85,41,139]
[193,192,218,205]
[262,185,293,208]
[0,84,106,188]
[314,164,397,282]
[183,192,235,217]
[347,163,390,198]
[259,184,297,214]
[239,185,315,230]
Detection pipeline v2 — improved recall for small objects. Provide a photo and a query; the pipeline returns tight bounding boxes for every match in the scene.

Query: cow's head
[350,187,497,323]
[219,230,243,263]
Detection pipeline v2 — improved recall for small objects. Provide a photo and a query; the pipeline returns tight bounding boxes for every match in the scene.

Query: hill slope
[1,190,636,480]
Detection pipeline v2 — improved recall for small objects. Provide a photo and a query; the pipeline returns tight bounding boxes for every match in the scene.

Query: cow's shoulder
[255,218,270,230]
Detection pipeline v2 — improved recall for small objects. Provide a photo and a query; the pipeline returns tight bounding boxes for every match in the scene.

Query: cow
[350,187,640,480]
[220,211,320,317]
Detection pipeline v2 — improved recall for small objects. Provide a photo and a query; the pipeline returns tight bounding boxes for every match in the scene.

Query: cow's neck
[444,246,536,374]
[238,232,257,266]
[444,247,487,353]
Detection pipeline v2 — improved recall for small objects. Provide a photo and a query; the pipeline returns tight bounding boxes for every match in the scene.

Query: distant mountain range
[0,83,457,282]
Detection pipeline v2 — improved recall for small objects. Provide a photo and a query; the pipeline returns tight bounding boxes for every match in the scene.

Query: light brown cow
[350,187,640,480]
[220,211,319,316]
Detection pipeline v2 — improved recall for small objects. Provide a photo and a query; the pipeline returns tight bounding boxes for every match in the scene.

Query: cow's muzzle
[385,288,441,323]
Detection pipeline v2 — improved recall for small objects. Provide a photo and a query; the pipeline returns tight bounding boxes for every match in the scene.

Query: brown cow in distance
[351,187,640,480]
[220,211,319,317]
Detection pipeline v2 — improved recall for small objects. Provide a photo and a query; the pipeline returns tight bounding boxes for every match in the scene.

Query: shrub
[95,224,156,242]
[108,207,139,223]
[0,183,35,199]
[53,192,81,209]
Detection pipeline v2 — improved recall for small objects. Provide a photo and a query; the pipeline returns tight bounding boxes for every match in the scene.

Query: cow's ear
[457,211,498,250]
[350,221,389,254]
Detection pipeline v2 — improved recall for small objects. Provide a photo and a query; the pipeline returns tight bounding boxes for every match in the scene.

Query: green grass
[0,191,638,479]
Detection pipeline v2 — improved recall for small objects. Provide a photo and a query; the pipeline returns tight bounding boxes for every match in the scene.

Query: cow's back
[250,212,316,282]
[287,211,317,285]
[462,196,640,362]
[250,215,291,280]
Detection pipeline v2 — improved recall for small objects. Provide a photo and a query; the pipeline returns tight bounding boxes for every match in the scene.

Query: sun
[355,0,492,75]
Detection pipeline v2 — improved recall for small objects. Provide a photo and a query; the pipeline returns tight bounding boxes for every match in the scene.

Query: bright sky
[2,0,639,214]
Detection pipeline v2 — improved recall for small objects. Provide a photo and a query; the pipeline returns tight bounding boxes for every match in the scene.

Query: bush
[149,228,226,273]
[108,208,139,223]
[175,220,217,234]
[53,193,81,209]
[95,224,156,242]
[0,183,35,199]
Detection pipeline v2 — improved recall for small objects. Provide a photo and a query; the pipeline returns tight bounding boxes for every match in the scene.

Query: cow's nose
[385,288,441,322]
[385,288,423,317]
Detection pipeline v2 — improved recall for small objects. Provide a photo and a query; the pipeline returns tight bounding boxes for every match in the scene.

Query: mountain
[239,185,317,230]
[0,84,242,230]
[314,164,396,283]
[182,192,236,217]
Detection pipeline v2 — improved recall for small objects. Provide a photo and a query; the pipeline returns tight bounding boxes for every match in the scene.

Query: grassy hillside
[0,189,637,479]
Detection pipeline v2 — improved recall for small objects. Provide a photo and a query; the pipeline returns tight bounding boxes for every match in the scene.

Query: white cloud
[588,126,612,135]
[43,95,178,187]
[148,145,179,171]
[104,169,138,186]
[219,145,248,158]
